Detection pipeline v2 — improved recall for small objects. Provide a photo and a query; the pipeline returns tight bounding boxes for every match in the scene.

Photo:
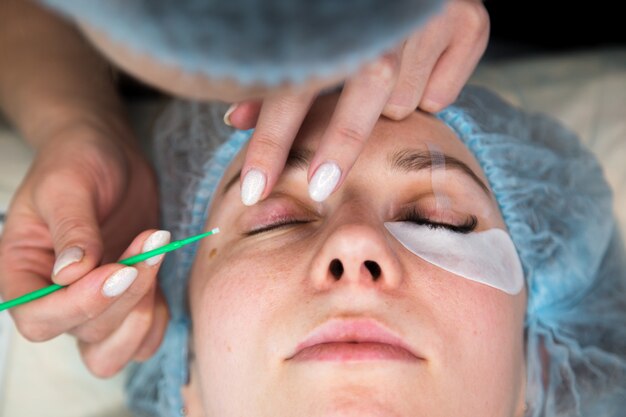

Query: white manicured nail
[241,169,266,206]
[52,247,84,277]
[223,104,237,126]
[142,230,171,266]
[308,162,341,202]
[102,267,138,298]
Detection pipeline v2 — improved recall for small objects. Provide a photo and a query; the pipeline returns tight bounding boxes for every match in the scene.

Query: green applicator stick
[0,227,219,312]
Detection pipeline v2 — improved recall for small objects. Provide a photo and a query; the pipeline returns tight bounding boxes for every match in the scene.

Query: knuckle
[75,324,111,344]
[251,132,287,156]
[399,73,424,95]
[75,299,98,322]
[134,343,159,362]
[335,125,368,148]
[364,54,400,85]
[82,350,121,378]
[35,170,85,200]
[15,319,55,342]
[51,215,93,242]
[126,307,154,336]
[134,308,154,330]
[460,1,490,38]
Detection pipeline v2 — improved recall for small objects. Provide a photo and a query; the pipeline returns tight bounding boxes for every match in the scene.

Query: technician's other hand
[0,125,166,377]
[226,0,489,204]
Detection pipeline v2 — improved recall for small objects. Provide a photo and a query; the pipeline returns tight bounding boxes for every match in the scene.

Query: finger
[382,27,449,120]
[33,172,104,285]
[78,288,157,378]
[70,229,170,344]
[8,230,167,342]
[239,92,316,206]
[133,288,169,362]
[307,53,400,202]
[0,198,57,300]
[420,1,490,112]
[224,101,262,130]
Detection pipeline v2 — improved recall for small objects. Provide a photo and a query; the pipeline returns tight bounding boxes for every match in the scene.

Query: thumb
[37,181,104,286]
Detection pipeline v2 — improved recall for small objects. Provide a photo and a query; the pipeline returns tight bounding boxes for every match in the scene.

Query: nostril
[329,259,344,280]
[364,260,381,281]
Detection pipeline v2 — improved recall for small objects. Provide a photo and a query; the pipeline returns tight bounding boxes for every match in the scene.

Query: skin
[183,94,527,417]
[0,0,488,377]
[79,0,490,207]
[0,0,165,376]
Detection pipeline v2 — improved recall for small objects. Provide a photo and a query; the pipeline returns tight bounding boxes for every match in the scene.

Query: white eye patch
[384,222,524,295]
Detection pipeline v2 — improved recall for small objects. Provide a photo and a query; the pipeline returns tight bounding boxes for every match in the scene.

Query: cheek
[424,270,526,415]
[191,258,269,353]
[189,247,302,364]
[188,249,304,414]
[429,273,525,358]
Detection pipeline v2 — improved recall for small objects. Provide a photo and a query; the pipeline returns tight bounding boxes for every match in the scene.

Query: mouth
[288,318,422,362]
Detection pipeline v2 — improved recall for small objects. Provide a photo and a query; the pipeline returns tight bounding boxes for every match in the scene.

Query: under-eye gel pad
[384,222,524,295]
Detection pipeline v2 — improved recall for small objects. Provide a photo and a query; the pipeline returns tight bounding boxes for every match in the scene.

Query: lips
[289,318,422,362]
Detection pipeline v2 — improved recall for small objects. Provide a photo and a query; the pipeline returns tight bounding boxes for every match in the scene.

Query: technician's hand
[226,0,489,204]
[0,126,167,377]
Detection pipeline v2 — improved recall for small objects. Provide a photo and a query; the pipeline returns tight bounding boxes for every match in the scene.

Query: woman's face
[186,94,527,417]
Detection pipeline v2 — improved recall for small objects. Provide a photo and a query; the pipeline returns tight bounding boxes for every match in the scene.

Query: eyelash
[245,207,478,236]
[400,206,478,234]
[245,218,311,236]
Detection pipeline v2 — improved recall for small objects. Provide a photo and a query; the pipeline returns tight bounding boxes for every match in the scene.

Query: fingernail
[102,267,138,298]
[223,104,237,126]
[308,162,341,202]
[52,247,84,277]
[142,230,171,266]
[241,169,266,206]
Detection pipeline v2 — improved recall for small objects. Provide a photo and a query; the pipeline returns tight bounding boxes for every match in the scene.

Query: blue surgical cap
[127,87,626,417]
[40,0,442,86]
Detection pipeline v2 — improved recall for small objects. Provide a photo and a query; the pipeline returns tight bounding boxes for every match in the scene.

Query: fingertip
[51,243,102,286]
[420,95,448,113]
[223,103,238,127]
[421,85,461,113]
[101,266,138,298]
[229,101,262,130]
[79,341,123,379]
[52,246,85,278]
[382,103,416,120]
[141,230,171,267]
[308,161,342,203]
[240,168,267,206]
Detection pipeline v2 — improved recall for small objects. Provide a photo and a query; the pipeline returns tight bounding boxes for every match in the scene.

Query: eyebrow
[388,148,491,195]
[222,147,314,195]
[222,146,490,196]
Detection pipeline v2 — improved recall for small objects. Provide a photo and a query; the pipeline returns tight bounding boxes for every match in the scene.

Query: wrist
[34,113,144,171]
[28,105,139,155]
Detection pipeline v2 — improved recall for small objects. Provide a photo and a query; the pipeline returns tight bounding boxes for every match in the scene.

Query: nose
[310,222,403,290]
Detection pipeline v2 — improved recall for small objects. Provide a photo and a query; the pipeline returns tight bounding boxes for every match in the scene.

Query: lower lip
[292,342,418,362]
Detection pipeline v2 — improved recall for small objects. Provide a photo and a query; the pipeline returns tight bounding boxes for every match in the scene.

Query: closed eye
[399,207,478,234]
[245,219,311,236]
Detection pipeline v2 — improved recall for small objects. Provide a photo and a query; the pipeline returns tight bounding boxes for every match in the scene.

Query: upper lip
[288,318,422,360]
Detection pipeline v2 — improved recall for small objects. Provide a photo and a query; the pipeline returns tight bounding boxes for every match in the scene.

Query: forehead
[216,93,489,201]
[294,94,486,180]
